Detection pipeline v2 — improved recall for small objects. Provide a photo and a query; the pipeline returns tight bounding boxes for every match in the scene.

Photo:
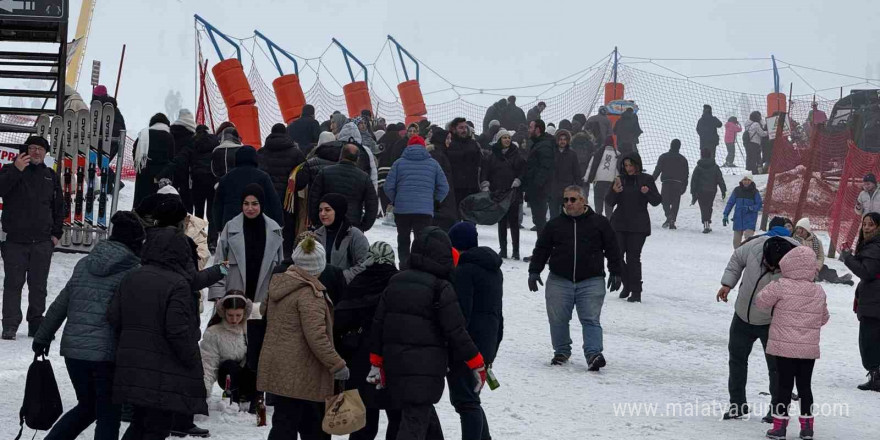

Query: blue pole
[332,38,368,83]
[771,55,780,94]
[388,35,420,82]
[194,15,241,62]
[254,30,299,76]
[612,46,618,85]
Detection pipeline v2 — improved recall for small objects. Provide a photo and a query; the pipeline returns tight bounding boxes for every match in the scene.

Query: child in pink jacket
[756,245,829,440]
[723,117,742,168]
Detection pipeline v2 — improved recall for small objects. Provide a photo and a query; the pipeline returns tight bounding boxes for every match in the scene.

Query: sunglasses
[563,197,581,203]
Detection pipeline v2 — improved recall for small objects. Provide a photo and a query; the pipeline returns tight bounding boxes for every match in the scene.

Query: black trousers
[349,408,402,440]
[860,317,880,371]
[529,191,550,235]
[1,240,53,331]
[395,214,433,270]
[268,395,328,440]
[498,197,521,255]
[728,314,778,405]
[615,232,647,294]
[697,192,716,223]
[593,182,613,217]
[772,357,815,417]
[447,363,490,440]
[191,179,214,221]
[218,359,257,403]
[45,359,119,440]
[122,406,174,440]
[660,182,684,223]
[397,404,444,440]
[745,142,761,173]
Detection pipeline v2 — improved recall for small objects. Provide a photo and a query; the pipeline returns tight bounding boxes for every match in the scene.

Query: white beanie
[742,172,754,182]
[546,126,557,136]
[493,129,513,145]
[317,131,336,147]
[796,218,811,234]
[292,236,326,277]
[172,109,197,133]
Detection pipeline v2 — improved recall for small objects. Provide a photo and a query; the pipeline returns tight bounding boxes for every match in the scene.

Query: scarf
[135,122,171,173]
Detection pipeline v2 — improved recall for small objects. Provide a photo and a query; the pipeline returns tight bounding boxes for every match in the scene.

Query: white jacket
[856,189,880,217]
[745,120,767,144]
[584,146,619,183]
[200,298,252,395]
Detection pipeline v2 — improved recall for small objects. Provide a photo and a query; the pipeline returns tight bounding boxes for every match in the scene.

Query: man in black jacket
[448,222,503,440]
[446,118,483,205]
[549,129,581,219]
[308,143,378,232]
[0,136,63,339]
[259,123,306,258]
[528,185,622,369]
[369,227,486,440]
[523,120,556,257]
[696,104,723,159]
[286,104,321,155]
[652,139,690,229]
[501,96,527,132]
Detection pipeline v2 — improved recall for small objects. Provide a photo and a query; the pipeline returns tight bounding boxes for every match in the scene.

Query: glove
[722,217,729,227]
[721,192,726,200]
[480,181,491,192]
[511,178,521,189]
[472,364,487,393]
[218,263,228,276]
[366,365,385,389]
[333,365,350,381]
[32,341,49,356]
[528,273,543,292]
[607,274,622,292]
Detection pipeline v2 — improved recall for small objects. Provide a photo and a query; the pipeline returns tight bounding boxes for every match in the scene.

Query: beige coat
[256,266,346,402]
[184,214,210,270]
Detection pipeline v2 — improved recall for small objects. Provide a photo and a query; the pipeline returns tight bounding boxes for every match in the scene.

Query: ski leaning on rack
[34,114,51,140]
[48,115,63,171]
[60,109,76,247]
[72,110,89,245]
[85,101,102,246]
[97,102,115,240]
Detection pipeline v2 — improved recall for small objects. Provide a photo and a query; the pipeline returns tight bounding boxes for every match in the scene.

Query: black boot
[499,248,508,259]
[499,237,508,259]
[619,288,630,299]
[857,369,880,391]
[512,248,520,260]
[627,291,642,303]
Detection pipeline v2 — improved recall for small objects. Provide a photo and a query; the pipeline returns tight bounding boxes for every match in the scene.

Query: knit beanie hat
[93,85,108,97]
[110,211,146,254]
[241,183,265,205]
[448,221,478,251]
[152,194,187,227]
[235,145,258,166]
[292,235,326,277]
[24,135,49,151]
[173,109,197,132]
[317,131,337,147]
[408,135,425,147]
[365,241,396,267]
[271,123,286,134]
[864,173,877,184]
[742,172,754,182]
[796,218,811,234]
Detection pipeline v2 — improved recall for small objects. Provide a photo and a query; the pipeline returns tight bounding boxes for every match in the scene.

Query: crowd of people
[0,86,875,440]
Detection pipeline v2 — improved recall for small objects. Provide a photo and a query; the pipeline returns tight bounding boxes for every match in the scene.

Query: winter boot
[512,249,520,260]
[722,403,750,420]
[499,248,508,259]
[170,424,211,438]
[550,354,570,366]
[27,317,43,338]
[669,222,677,230]
[765,416,788,440]
[1,329,15,340]
[762,407,774,423]
[798,416,814,440]
[627,291,642,303]
[619,288,630,299]
[587,353,606,372]
[702,221,711,234]
[857,369,880,391]
[662,220,670,229]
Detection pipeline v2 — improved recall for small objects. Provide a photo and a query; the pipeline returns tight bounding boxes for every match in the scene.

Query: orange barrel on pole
[767,92,787,116]
[212,58,255,108]
[398,80,427,118]
[405,115,426,127]
[343,81,373,118]
[604,82,625,135]
[273,74,306,124]
[228,104,262,149]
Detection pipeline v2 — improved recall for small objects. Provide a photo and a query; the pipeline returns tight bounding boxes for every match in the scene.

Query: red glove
[368,354,386,389]
[467,353,487,393]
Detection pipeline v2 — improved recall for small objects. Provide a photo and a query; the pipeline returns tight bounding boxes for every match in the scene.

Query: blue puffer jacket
[723,182,762,231]
[383,144,449,216]
[34,240,141,362]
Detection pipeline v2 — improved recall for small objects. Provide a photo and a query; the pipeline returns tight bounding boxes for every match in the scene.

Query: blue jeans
[45,358,120,440]
[545,274,606,358]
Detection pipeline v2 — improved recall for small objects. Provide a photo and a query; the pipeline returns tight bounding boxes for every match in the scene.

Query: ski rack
[54,128,126,254]
[387,35,419,82]
[331,38,368,84]
[253,30,299,77]
[194,14,241,62]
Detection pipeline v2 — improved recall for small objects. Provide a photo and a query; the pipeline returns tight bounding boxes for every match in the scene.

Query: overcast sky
[62,0,880,131]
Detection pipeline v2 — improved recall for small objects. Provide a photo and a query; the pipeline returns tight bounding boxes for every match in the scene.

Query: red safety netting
[828,143,880,253]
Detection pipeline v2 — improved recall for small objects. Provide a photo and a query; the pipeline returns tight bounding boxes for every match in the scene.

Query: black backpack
[15,355,63,440]
[742,127,751,146]
[762,236,797,271]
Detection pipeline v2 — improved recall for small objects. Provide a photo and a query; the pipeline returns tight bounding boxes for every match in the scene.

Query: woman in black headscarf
[313,193,370,284]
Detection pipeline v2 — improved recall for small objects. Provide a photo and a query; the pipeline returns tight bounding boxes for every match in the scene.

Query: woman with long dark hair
[842,212,880,391]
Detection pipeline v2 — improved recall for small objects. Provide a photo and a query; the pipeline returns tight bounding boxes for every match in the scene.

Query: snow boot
[1,329,15,340]
[550,354,570,366]
[619,289,630,299]
[627,291,642,303]
[512,249,520,260]
[765,416,788,440]
[499,248,508,259]
[662,220,670,229]
[702,221,712,234]
[722,403,749,420]
[171,425,211,438]
[857,369,880,391]
[762,407,774,423]
[587,353,606,372]
[798,416,814,440]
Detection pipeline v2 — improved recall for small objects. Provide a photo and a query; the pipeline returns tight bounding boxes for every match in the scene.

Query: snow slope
[1,175,878,439]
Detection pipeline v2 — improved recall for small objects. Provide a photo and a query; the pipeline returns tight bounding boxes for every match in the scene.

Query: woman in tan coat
[257,235,350,439]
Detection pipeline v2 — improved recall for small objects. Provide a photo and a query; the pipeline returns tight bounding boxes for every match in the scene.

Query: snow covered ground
[1,174,879,439]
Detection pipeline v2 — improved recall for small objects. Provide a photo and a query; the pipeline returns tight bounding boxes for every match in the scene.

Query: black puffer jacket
[529,207,623,282]
[446,134,482,192]
[570,131,597,177]
[844,236,880,320]
[696,111,723,146]
[370,227,480,406]
[605,152,662,235]
[690,158,726,197]
[133,126,175,208]
[613,111,642,150]
[169,124,195,190]
[552,145,582,199]
[482,143,526,197]
[258,132,306,201]
[108,227,207,415]
[0,161,63,242]
[652,144,690,187]
[308,161,378,231]
[295,142,341,191]
[286,115,321,155]
[335,263,398,409]
[453,247,504,365]
[524,133,556,197]
[160,129,217,188]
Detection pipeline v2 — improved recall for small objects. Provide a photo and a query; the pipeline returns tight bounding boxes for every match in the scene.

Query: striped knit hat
[292,235,326,277]
[365,241,395,267]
